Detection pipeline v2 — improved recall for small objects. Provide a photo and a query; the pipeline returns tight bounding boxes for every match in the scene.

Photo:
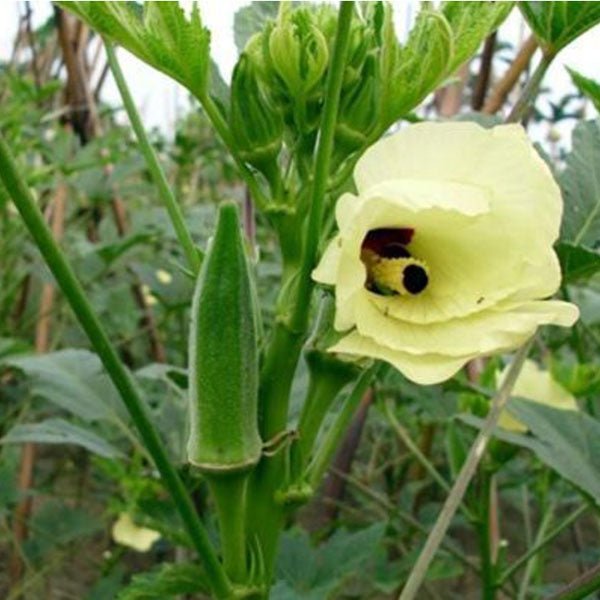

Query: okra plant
[2,1,600,599]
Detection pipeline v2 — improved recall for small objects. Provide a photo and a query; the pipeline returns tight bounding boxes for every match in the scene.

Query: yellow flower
[156,269,173,285]
[497,359,578,432]
[313,122,579,384]
[111,512,161,552]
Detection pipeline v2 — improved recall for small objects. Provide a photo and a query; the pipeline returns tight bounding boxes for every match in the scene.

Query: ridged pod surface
[187,202,262,473]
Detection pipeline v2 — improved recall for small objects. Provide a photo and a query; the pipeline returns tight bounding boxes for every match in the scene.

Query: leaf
[234,2,279,54]
[57,2,211,99]
[556,242,600,283]
[507,398,600,502]
[0,337,29,361]
[384,2,512,125]
[4,349,127,423]
[385,10,453,123]
[26,500,102,565]
[274,524,385,597]
[568,67,600,113]
[117,562,209,600]
[442,1,514,74]
[560,119,600,247]
[520,2,600,56]
[2,419,124,458]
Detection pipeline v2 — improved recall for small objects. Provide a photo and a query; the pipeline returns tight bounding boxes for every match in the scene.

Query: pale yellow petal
[312,236,342,285]
[330,330,469,385]
[354,296,578,357]
[498,359,578,432]
[112,513,161,552]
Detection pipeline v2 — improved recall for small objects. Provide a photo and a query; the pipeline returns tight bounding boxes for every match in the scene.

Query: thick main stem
[245,4,356,587]
[207,474,249,584]
[0,132,232,600]
[398,340,532,600]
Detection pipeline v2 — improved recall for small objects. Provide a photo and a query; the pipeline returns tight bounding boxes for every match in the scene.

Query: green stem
[207,474,249,584]
[498,504,588,585]
[478,469,496,600]
[547,563,600,600]
[398,339,533,600]
[104,41,202,275]
[289,1,354,334]
[297,354,357,465]
[245,5,356,586]
[505,52,554,124]
[0,132,232,600]
[384,399,477,523]
[517,501,555,600]
[198,92,269,212]
[308,363,382,489]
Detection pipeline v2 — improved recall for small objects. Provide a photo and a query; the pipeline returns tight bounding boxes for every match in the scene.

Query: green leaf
[234,1,279,54]
[507,398,600,502]
[4,349,127,423]
[117,562,209,600]
[384,2,512,126]
[26,500,102,564]
[0,337,29,361]
[520,2,600,56]
[442,1,514,74]
[560,119,600,247]
[385,10,453,123]
[556,242,600,283]
[274,524,385,597]
[568,67,600,113]
[57,2,211,99]
[2,419,124,458]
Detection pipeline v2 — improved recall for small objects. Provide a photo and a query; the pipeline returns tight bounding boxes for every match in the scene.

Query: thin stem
[505,51,553,124]
[398,339,533,600]
[290,0,354,334]
[479,469,496,600]
[384,399,477,519]
[309,363,382,489]
[104,41,202,275]
[198,92,269,211]
[499,504,589,585]
[0,132,232,600]
[517,501,555,600]
[547,562,600,600]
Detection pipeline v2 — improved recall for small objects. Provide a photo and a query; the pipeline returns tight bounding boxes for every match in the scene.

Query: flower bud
[230,54,283,179]
[187,203,262,473]
[268,9,329,98]
[335,56,380,157]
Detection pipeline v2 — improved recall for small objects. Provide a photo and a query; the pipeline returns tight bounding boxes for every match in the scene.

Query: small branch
[309,363,382,489]
[472,32,497,111]
[547,562,600,600]
[483,36,538,115]
[505,52,553,124]
[104,41,202,275]
[398,340,533,600]
[499,504,589,585]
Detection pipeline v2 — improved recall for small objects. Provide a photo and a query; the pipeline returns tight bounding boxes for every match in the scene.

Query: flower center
[361,228,429,296]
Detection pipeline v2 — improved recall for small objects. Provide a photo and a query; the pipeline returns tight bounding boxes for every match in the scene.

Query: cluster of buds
[229,3,400,181]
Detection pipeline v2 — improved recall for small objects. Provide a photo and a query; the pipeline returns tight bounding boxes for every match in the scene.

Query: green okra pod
[187,202,262,474]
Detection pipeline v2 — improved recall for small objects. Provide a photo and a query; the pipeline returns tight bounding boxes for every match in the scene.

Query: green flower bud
[268,9,329,98]
[335,56,380,157]
[187,202,262,474]
[230,54,283,178]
